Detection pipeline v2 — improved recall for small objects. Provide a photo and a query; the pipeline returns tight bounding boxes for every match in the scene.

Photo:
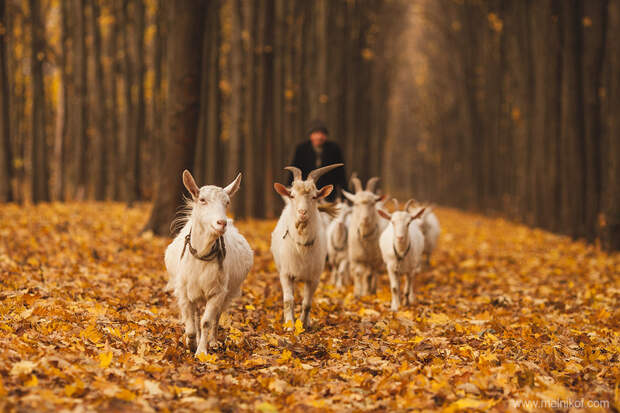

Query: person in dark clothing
[287,120,347,201]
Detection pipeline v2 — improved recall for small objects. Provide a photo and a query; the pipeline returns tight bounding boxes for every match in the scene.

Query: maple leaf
[278,349,292,363]
[64,380,85,397]
[256,401,279,413]
[99,351,113,368]
[196,352,217,363]
[24,374,38,387]
[294,318,305,336]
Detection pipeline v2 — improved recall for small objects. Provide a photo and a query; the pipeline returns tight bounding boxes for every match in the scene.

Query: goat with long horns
[270,163,343,330]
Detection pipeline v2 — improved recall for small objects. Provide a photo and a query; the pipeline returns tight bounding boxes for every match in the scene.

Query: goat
[342,176,387,297]
[326,199,352,288]
[378,200,426,311]
[408,201,441,266]
[271,163,343,330]
[164,170,253,356]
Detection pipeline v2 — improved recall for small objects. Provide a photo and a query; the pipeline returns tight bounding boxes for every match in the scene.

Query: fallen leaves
[0,203,618,411]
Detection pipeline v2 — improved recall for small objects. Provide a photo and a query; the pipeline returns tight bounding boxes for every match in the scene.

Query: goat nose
[217,219,227,227]
[299,209,307,216]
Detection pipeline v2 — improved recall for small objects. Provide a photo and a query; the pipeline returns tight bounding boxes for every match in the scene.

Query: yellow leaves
[256,401,279,413]
[358,307,380,317]
[115,389,137,402]
[80,323,102,344]
[196,352,217,363]
[279,349,292,363]
[1,203,619,410]
[427,312,451,325]
[443,398,489,412]
[99,351,113,368]
[64,379,85,397]
[478,352,499,366]
[24,374,38,387]
[564,361,583,374]
[170,386,196,398]
[294,318,305,336]
[583,16,593,27]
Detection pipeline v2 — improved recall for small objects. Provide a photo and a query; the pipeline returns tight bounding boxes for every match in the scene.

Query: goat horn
[389,198,398,210]
[404,199,415,212]
[308,163,343,182]
[350,174,362,193]
[284,166,302,182]
[366,177,380,192]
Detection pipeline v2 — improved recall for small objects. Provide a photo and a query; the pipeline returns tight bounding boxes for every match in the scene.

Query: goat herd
[164,164,440,357]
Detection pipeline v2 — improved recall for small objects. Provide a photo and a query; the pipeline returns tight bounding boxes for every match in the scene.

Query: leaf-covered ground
[0,203,618,412]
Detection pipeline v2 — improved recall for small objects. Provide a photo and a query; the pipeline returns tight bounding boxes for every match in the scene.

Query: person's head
[307,120,328,148]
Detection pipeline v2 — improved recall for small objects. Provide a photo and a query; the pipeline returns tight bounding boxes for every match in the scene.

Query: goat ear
[411,207,426,220]
[342,190,355,203]
[377,209,391,220]
[274,183,292,198]
[375,194,387,204]
[182,169,200,199]
[224,173,242,197]
[316,185,334,200]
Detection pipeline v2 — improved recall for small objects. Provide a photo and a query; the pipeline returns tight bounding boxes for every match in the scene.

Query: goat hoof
[390,304,399,312]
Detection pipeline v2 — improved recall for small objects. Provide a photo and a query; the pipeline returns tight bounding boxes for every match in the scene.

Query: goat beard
[295,220,308,232]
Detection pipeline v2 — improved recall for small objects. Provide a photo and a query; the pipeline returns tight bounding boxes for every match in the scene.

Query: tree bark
[143,0,207,235]
[29,0,50,203]
[91,0,108,201]
[0,0,13,202]
[74,0,88,199]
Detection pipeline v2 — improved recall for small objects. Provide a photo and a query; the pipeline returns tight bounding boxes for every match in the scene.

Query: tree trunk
[108,0,121,200]
[53,0,69,201]
[143,0,207,235]
[0,0,13,202]
[229,0,244,217]
[29,0,50,203]
[74,0,88,199]
[91,0,108,201]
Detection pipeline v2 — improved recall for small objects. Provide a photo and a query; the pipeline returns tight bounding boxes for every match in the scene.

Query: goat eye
[199,198,207,204]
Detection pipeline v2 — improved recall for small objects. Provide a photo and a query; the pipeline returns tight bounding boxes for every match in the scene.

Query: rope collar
[393,241,411,261]
[181,229,226,266]
[283,228,315,247]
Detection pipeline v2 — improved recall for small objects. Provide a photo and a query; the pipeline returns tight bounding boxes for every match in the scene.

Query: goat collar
[181,230,226,265]
[283,228,315,247]
[393,241,411,261]
[357,224,378,240]
[331,226,348,251]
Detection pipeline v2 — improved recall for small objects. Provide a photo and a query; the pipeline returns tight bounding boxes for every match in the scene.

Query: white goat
[326,199,351,288]
[271,163,343,329]
[342,176,387,297]
[378,200,426,311]
[165,170,253,356]
[409,202,441,266]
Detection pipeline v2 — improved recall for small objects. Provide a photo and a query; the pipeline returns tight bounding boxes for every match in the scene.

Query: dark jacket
[288,140,347,201]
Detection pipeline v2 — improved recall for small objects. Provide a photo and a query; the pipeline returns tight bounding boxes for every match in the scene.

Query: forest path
[0,203,618,411]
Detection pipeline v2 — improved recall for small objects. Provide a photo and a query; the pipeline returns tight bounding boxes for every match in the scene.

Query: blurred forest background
[0,0,618,250]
